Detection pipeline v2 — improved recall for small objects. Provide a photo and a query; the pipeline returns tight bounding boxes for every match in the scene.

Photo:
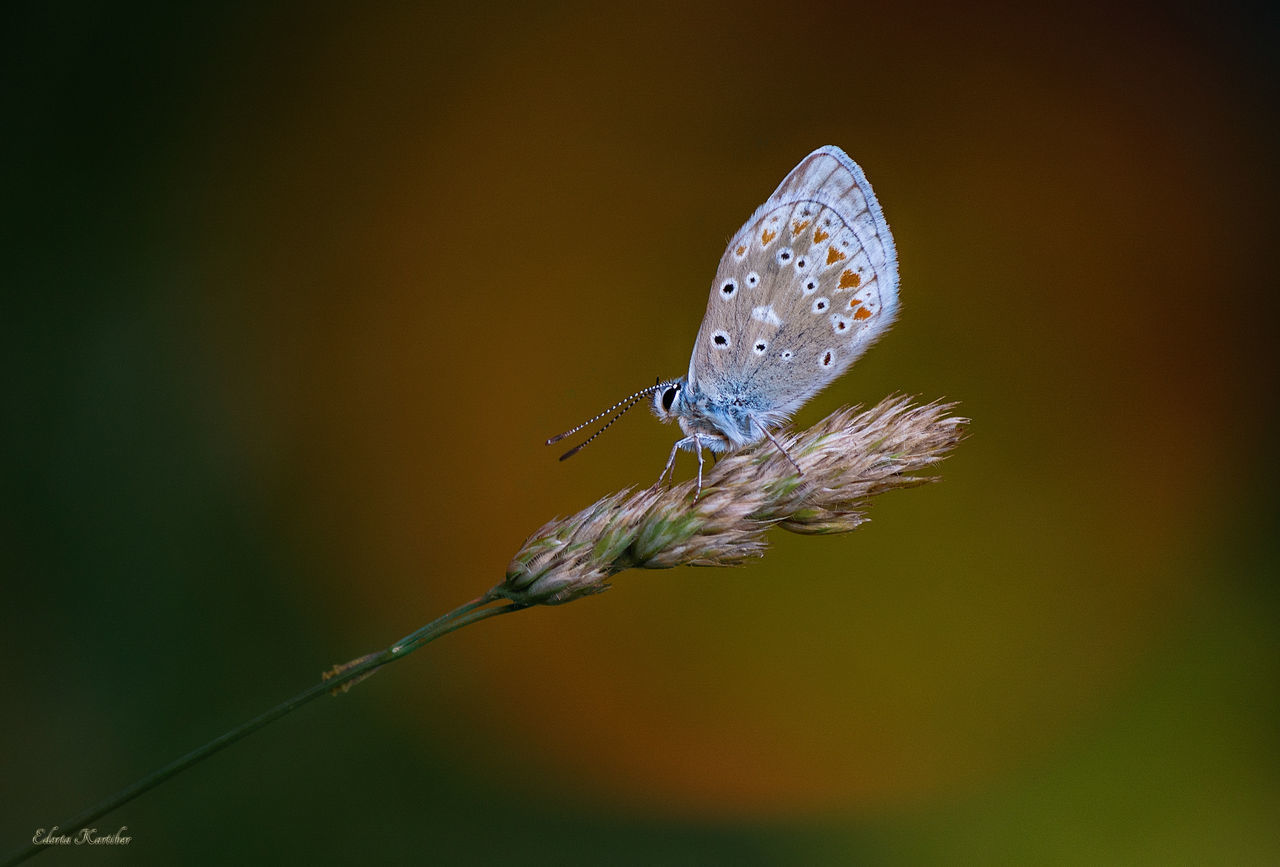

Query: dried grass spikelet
[494,395,966,606]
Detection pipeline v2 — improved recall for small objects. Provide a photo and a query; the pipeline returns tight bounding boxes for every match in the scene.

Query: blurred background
[3,1,1276,863]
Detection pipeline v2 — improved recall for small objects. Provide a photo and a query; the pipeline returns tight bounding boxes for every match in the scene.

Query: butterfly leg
[753,418,803,476]
[658,435,708,499]
[692,435,706,502]
[658,436,692,487]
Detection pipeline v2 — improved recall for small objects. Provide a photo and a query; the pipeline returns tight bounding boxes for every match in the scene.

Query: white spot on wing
[865,236,887,269]
[751,305,783,327]
[853,211,877,243]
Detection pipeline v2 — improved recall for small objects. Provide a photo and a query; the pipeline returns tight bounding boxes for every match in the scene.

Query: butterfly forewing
[688,146,899,420]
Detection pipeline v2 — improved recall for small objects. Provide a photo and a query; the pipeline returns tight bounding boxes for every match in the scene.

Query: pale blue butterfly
[549,146,899,498]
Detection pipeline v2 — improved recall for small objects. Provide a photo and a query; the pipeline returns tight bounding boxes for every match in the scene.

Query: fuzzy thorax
[650,376,786,452]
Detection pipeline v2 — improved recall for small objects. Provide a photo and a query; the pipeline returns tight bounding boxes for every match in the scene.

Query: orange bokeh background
[5,1,1275,862]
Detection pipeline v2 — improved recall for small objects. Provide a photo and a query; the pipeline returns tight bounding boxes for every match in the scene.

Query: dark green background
[4,1,1276,863]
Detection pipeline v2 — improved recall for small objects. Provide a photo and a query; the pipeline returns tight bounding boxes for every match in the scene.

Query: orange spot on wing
[848,297,862,307]
[853,306,872,320]
[813,228,829,243]
[838,269,861,289]
[792,220,809,235]
[736,245,747,256]
[826,247,846,265]
[761,229,776,245]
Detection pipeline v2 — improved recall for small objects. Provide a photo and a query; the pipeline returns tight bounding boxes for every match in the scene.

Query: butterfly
[549,146,900,499]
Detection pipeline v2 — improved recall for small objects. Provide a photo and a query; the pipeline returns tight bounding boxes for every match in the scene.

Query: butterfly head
[650,377,688,424]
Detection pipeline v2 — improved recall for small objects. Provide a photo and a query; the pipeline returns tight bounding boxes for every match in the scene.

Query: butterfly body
[652,146,899,490]
[551,146,899,498]
[652,378,771,452]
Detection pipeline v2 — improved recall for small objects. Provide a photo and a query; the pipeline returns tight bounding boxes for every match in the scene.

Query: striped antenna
[547,381,664,460]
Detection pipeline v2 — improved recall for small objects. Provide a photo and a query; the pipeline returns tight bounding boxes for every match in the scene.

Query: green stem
[2,595,525,867]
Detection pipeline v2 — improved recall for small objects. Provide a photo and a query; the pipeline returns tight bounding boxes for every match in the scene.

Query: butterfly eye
[661,386,680,412]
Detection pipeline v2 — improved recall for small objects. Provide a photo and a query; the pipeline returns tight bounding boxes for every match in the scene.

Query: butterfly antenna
[548,383,663,460]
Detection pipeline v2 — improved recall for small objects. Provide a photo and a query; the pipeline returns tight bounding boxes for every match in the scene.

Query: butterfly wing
[687,146,899,424]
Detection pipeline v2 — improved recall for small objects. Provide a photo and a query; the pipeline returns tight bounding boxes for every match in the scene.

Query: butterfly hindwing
[688,146,899,420]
